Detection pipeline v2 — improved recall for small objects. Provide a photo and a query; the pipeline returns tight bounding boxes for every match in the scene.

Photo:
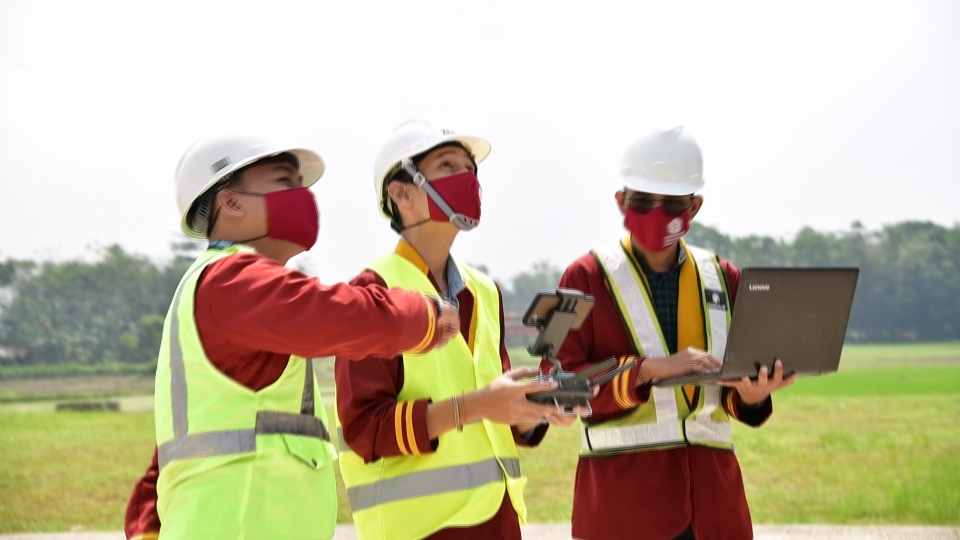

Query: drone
[522,288,636,415]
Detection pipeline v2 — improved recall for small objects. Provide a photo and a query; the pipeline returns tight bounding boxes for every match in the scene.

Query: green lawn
[735,393,960,524]
[0,411,156,532]
[0,342,958,532]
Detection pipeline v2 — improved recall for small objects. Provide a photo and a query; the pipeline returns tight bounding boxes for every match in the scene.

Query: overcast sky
[1,0,958,284]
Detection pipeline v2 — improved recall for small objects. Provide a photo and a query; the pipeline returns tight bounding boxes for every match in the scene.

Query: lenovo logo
[749,283,771,291]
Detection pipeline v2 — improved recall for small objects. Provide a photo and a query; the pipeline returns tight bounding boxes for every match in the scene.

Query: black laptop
[652,267,860,387]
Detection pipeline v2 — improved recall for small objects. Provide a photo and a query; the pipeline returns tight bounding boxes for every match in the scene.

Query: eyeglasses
[624,193,693,215]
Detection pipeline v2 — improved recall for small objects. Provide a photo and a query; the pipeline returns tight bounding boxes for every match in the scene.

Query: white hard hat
[373,120,491,221]
[620,126,705,195]
[175,135,325,238]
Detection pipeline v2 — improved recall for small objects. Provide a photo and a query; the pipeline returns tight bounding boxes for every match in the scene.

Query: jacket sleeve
[199,254,440,361]
[124,448,160,540]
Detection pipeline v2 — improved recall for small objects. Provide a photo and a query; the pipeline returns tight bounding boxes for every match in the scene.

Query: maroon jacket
[548,249,772,540]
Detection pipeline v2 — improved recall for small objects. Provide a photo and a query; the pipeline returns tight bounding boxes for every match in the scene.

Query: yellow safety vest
[337,252,526,540]
[155,245,337,540]
[581,237,734,456]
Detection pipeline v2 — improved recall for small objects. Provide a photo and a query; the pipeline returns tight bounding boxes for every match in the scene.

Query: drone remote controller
[521,289,636,415]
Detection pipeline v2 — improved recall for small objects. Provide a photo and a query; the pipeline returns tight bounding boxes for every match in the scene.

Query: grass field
[0,342,957,533]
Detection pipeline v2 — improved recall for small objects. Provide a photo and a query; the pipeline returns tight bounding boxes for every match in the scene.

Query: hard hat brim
[448,136,491,165]
[289,148,325,188]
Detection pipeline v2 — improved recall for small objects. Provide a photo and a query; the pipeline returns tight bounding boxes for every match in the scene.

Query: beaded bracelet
[452,395,463,432]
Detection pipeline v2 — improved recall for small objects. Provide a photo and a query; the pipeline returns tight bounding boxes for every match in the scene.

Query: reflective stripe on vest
[337,427,520,510]
[347,457,521,512]
[583,240,732,452]
[581,385,682,450]
[157,255,329,471]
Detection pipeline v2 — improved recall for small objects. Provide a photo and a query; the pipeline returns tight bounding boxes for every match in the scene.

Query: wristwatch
[429,295,443,319]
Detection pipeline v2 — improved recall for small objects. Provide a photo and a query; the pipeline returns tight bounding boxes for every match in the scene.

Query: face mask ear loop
[400,159,477,231]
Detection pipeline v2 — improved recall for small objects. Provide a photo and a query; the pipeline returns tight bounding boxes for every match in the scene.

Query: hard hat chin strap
[400,160,478,232]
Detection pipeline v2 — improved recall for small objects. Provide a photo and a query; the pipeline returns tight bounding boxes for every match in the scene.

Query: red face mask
[265,187,320,250]
[623,206,690,252]
[425,171,482,226]
[233,187,320,250]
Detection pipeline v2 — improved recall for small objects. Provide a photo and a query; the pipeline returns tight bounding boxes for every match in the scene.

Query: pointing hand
[434,298,460,348]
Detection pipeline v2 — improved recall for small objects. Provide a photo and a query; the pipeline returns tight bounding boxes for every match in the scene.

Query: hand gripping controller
[522,289,636,415]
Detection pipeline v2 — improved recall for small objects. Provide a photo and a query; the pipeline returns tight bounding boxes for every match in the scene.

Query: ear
[387,181,415,210]
[614,190,627,216]
[216,190,246,218]
[689,194,704,219]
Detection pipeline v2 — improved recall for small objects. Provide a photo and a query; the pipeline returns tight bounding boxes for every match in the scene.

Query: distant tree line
[0,242,199,375]
[1,221,957,375]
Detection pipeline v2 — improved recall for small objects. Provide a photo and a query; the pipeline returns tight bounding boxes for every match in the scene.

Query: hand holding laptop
[717,358,798,405]
[640,347,723,385]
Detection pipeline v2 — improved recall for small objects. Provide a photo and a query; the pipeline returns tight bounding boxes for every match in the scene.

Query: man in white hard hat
[550,126,796,540]
[124,135,460,540]
[334,120,580,540]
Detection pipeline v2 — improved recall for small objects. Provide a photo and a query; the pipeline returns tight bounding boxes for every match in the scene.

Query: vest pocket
[281,433,334,470]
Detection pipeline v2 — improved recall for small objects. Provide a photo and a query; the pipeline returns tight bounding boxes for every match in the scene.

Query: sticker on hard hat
[210,157,232,174]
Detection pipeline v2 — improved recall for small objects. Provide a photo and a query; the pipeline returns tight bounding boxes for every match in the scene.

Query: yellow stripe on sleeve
[406,296,436,354]
[725,389,739,419]
[405,401,420,455]
[394,403,410,455]
[613,356,631,409]
[619,356,640,408]
[610,356,627,409]
[612,357,626,408]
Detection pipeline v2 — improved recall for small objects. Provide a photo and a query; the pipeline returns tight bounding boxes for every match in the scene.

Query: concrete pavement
[1,525,958,539]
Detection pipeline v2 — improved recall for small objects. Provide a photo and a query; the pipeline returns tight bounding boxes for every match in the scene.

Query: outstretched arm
[199,254,456,360]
